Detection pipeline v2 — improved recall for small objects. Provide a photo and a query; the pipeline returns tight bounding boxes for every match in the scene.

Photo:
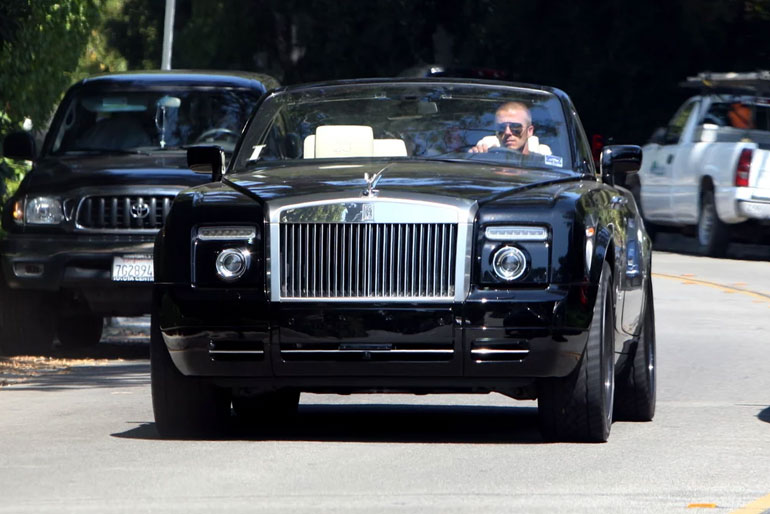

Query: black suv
[0,70,278,354]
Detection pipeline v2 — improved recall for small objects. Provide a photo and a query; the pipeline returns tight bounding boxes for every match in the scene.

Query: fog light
[215,248,250,281]
[492,246,527,281]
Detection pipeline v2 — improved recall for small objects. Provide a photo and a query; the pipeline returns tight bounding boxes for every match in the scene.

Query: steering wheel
[487,145,522,155]
[194,127,239,144]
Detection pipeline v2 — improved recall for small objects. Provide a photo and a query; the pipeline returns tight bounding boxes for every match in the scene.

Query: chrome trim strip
[268,192,476,224]
[280,349,453,354]
[209,350,265,355]
[471,349,530,355]
[278,296,454,303]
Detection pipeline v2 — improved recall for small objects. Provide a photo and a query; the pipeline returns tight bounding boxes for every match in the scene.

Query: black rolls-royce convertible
[152,78,655,442]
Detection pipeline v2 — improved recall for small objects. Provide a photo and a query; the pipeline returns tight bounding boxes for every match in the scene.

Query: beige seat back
[314,125,374,158]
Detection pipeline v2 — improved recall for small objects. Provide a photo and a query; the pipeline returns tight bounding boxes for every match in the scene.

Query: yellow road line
[652,273,770,303]
[730,492,770,513]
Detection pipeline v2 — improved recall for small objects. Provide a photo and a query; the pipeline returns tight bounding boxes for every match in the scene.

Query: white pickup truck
[635,71,770,256]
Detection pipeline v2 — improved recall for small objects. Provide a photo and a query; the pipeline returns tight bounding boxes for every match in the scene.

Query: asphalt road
[1,239,769,513]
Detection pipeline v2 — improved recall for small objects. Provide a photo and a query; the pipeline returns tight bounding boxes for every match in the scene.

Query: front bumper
[156,283,594,392]
[0,233,156,314]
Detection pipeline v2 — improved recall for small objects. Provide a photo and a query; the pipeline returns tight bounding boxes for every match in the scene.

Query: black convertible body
[152,78,655,442]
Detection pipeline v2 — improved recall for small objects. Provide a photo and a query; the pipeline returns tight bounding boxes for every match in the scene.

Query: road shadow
[113,403,545,444]
[758,406,770,424]
[653,232,770,261]
[4,361,149,391]
[51,341,149,360]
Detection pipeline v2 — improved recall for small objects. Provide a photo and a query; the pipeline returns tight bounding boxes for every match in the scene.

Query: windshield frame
[230,80,581,176]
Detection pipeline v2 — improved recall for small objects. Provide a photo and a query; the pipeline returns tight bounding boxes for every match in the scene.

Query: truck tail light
[735,148,753,187]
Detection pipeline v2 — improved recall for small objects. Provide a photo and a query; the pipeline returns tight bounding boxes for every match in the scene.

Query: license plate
[112,255,154,282]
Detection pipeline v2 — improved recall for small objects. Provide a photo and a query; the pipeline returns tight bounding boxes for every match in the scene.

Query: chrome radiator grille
[76,195,174,230]
[280,223,457,300]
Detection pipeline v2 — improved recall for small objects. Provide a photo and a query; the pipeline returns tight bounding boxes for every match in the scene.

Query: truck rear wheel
[697,188,729,257]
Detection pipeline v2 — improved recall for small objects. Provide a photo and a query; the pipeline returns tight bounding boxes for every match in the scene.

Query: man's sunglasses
[496,122,525,137]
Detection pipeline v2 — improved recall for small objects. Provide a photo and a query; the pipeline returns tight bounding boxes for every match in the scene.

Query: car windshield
[234,82,573,171]
[49,87,260,155]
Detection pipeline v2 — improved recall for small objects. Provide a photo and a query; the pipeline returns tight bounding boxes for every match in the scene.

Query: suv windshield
[49,87,259,155]
[234,83,573,171]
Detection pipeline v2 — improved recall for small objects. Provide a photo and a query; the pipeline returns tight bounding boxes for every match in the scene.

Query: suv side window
[665,100,697,144]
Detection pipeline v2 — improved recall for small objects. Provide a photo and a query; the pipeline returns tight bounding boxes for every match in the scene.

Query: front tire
[697,188,729,257]
[614,280,656,421]
[537,262,616,442]
[150,310,230,438]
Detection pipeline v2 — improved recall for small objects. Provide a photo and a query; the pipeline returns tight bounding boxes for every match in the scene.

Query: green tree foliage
[103,0,770,145]
[0,0,100,203]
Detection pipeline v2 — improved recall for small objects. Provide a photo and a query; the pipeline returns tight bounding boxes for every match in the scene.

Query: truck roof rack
[681,71,770,95]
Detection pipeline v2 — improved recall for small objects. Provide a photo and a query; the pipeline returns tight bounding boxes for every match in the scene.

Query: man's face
[495,108,534,151]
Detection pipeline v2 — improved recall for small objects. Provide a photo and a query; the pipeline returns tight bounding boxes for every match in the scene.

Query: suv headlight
[17,197,65,225]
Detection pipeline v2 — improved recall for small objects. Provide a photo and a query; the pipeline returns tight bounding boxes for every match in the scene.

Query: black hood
[19,153,208,194]
[225,160,578,204]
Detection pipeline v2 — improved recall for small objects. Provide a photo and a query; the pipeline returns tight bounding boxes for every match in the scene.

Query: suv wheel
[57,313,104,348]
[0,279,56,356]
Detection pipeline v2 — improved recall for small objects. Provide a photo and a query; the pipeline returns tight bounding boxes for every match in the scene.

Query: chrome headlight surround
[491,246,528,281]
[215,248,251,282]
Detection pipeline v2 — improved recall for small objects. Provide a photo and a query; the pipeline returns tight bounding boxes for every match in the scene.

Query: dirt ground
[0,317,149,387]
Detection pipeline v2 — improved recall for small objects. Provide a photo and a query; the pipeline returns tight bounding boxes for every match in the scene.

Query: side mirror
[648,127,666,145]
[3,131,37,161]
[187,145,225,181]
[600,145,642,187]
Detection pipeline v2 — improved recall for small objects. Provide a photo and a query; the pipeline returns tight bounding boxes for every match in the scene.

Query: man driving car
[469,101,535,154]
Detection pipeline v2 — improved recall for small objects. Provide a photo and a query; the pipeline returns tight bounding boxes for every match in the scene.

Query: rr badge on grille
[130,200,151,219]
[361,203,374,222]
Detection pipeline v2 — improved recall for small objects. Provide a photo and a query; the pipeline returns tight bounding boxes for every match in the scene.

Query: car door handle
[666,154,674,164]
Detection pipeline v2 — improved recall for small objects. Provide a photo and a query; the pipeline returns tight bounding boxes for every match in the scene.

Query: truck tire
[57,313,104,348]
[0,279,56,356]
[614,280,656,421]
[697,188,729,257]
[537,262,616,442]
[150,310,231,438]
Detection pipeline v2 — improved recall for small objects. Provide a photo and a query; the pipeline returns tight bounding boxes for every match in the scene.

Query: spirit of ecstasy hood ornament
[362,167,386,197]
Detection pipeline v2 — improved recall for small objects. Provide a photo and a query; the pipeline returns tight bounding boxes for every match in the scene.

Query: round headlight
[215,248,250,281]
[492,246,527,281]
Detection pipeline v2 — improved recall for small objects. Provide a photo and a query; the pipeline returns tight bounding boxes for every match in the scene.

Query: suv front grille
[76,195,174,231]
